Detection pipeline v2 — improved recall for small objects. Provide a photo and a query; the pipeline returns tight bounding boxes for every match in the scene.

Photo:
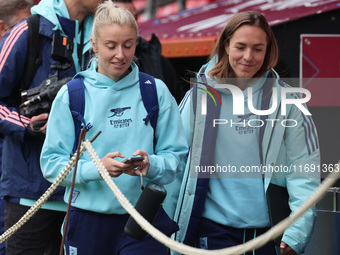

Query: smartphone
[122,156,145,163]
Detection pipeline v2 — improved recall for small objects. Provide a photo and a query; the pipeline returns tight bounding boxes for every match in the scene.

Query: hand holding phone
[122,156,145,164]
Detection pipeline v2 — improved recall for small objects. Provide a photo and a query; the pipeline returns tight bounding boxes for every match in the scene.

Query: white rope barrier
[84,140,340,255]
[0,144,86,244]
[1,138,339,255]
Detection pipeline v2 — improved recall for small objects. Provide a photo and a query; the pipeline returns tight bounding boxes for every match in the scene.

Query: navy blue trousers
[64,207,178,255]
[196,218,277,255]
[0,198,5,255]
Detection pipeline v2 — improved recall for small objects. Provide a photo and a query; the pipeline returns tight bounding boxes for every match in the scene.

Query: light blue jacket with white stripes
[168,66,320,255]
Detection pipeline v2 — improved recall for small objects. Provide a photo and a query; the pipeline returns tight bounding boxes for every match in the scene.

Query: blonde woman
[41,1,187,254]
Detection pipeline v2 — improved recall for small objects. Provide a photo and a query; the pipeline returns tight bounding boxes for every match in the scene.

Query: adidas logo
[145,80,152,84]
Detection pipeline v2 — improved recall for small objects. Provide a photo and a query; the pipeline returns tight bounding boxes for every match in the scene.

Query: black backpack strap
[20,15,43,91]
[259,71,274,165]
[67,78,86,153]
[139,72,159,131]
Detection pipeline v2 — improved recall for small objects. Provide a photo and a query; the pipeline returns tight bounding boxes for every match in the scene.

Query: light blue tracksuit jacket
[169,62,320,255]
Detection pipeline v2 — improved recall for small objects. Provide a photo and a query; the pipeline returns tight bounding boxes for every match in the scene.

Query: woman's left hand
[124,150,150,177]
[280,242,297,255]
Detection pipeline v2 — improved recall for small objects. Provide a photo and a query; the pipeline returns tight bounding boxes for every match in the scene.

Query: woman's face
[91,23,137,82]
[225,25,267,79]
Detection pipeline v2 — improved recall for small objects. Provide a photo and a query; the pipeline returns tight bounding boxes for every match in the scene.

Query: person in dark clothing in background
[0,0,33,40]
[114,0,182,103]
[0,1,34,254]
[0,0,105,254]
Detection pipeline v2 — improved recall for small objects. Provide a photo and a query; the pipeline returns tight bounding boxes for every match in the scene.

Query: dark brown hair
[208,11,279,79]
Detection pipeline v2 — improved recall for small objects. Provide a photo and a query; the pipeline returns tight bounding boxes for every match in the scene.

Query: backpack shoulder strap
[67,78,86,153]
[139,72,159,131]
[20,15,43,91]
[67,73,158,153]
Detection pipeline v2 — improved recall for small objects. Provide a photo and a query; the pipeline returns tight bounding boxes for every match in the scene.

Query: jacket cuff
[145,155,159,180]
[282,234,303,254]
[79,161,102,183]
